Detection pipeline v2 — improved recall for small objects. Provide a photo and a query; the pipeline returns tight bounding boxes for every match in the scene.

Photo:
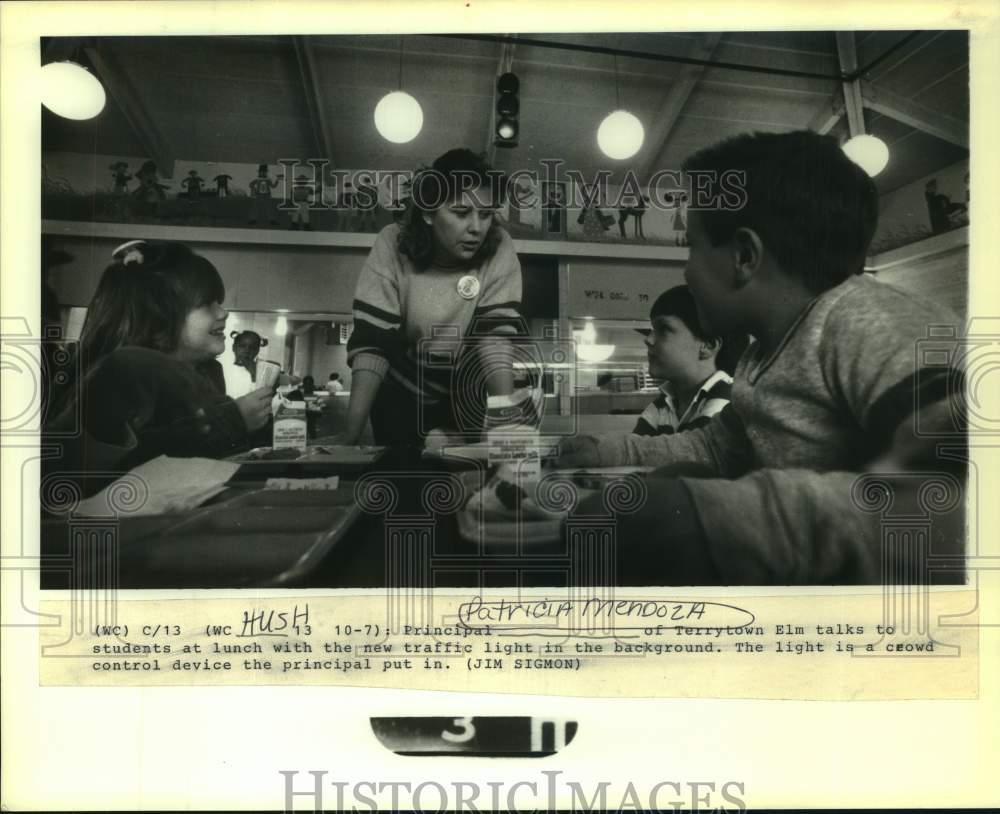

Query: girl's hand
[235,388,273,431]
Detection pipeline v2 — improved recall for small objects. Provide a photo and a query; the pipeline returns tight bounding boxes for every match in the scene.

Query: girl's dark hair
[76,240,225,373]
[231,329,268,348]
[649,285,749,375]
[397,148,507,271]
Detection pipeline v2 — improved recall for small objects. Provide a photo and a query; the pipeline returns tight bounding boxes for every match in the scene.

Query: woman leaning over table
[341,148,524,446]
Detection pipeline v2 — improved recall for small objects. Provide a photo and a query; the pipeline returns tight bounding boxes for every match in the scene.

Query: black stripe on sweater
[353,298,402,326]
[473,300,521,315]
[467,315,529,336]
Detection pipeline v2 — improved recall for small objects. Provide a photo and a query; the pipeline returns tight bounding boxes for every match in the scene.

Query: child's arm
[557,404,755,475]
[53,348,254,469]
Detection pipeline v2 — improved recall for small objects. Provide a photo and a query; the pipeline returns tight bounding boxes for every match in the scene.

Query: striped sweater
[581,274,963,583]
[347,224,523,402]
[633,370,733,436]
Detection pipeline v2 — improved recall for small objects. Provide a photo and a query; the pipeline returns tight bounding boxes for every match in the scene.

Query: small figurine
[353,175,380,232]
[109,161,132,194]
[617,195,649,240]
[131,160,169,203]
[924,179,967,234]
[248,164,282,225]
[213,173,233,197]
[542,182,567,237]
[336,180,356,231]
[671,191,688,246]
[389,176,412,225]
[288,174,316,230]
[580,204,615,239]
[181,169,206,202]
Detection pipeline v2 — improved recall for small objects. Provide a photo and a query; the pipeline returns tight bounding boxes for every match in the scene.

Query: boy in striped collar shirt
[557,130,966,585]
[633,285,745,437]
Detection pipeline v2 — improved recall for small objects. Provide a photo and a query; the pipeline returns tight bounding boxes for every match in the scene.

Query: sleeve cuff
[350,352,390,380]
[595,434,628,467]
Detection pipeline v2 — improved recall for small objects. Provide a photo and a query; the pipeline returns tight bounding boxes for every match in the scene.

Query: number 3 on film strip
[370,717,578,757]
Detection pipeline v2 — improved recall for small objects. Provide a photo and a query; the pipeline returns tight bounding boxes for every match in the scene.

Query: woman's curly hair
[397,148,507,271]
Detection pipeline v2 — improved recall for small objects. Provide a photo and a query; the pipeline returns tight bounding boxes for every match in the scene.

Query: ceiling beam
[293,37,336,163]
[807,94,845,134]
[835,32,865,137]
[860,80,969,148]
[438,33,842,81]
[639,32,722,179]
[83,45,175,178]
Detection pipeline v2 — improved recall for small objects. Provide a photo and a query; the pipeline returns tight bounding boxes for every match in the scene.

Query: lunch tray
[227,444,387,480]
[421,437,562,469]
[115,487,361,587]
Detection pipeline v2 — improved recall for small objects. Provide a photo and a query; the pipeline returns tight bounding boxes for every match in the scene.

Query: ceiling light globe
[597,110,644,160]
[842,134,890,177]
[40,61,106,120]
[374,91,423,144]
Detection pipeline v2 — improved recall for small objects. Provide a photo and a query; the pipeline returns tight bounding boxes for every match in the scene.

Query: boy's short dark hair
[643,285,748,375]
[682,131,879,292]
[647,285,703,338]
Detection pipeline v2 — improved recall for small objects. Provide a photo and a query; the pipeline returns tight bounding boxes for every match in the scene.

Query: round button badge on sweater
[456,275,480,300]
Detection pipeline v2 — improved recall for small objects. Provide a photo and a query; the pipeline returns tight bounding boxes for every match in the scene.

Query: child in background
[325,372,345,394]
[633,285,747,436]
[224,330,269,399]
[557,130,965,584]
[45,240,272,492]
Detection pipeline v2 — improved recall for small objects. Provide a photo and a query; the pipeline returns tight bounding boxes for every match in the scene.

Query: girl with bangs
[46,241,272,490]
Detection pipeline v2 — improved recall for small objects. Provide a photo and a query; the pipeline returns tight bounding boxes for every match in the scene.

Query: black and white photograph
[2,2,998,811]
[34,28,972,589]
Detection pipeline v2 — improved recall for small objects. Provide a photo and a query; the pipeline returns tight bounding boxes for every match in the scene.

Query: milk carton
[486,388,544,487]
[272,397,308,451]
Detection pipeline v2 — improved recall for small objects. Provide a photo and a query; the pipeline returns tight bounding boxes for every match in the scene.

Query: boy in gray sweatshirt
[557,130,965,584]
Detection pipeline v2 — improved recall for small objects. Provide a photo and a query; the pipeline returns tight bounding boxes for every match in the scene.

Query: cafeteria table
[39,445,679,590]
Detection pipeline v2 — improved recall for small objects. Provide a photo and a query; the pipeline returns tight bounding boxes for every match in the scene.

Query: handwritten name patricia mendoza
[457,596,756,633]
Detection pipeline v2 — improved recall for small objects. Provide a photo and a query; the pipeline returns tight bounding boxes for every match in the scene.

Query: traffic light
[494,72,519,148]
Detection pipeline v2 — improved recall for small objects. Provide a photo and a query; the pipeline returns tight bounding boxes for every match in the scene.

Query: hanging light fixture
[275,309,289,337]
[40,61,106,120]
[374,37,423,144]
[842,134,890,177]
[597,55,644,160]
[574,318,616,363]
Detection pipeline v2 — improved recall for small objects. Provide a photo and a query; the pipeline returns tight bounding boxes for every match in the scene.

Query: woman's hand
[342,369,382,446]
[234,387,273,432]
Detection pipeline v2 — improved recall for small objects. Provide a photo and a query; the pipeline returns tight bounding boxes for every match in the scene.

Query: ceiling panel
[873,130,969,193]
[42,101,147,160]
[40,31,970,196]
[913,68,969,115]
[867,30,969,96]
[683,83,831,129]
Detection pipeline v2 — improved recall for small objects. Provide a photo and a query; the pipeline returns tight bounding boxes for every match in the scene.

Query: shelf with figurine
[43,159,404,234]
[41,153,692,252]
